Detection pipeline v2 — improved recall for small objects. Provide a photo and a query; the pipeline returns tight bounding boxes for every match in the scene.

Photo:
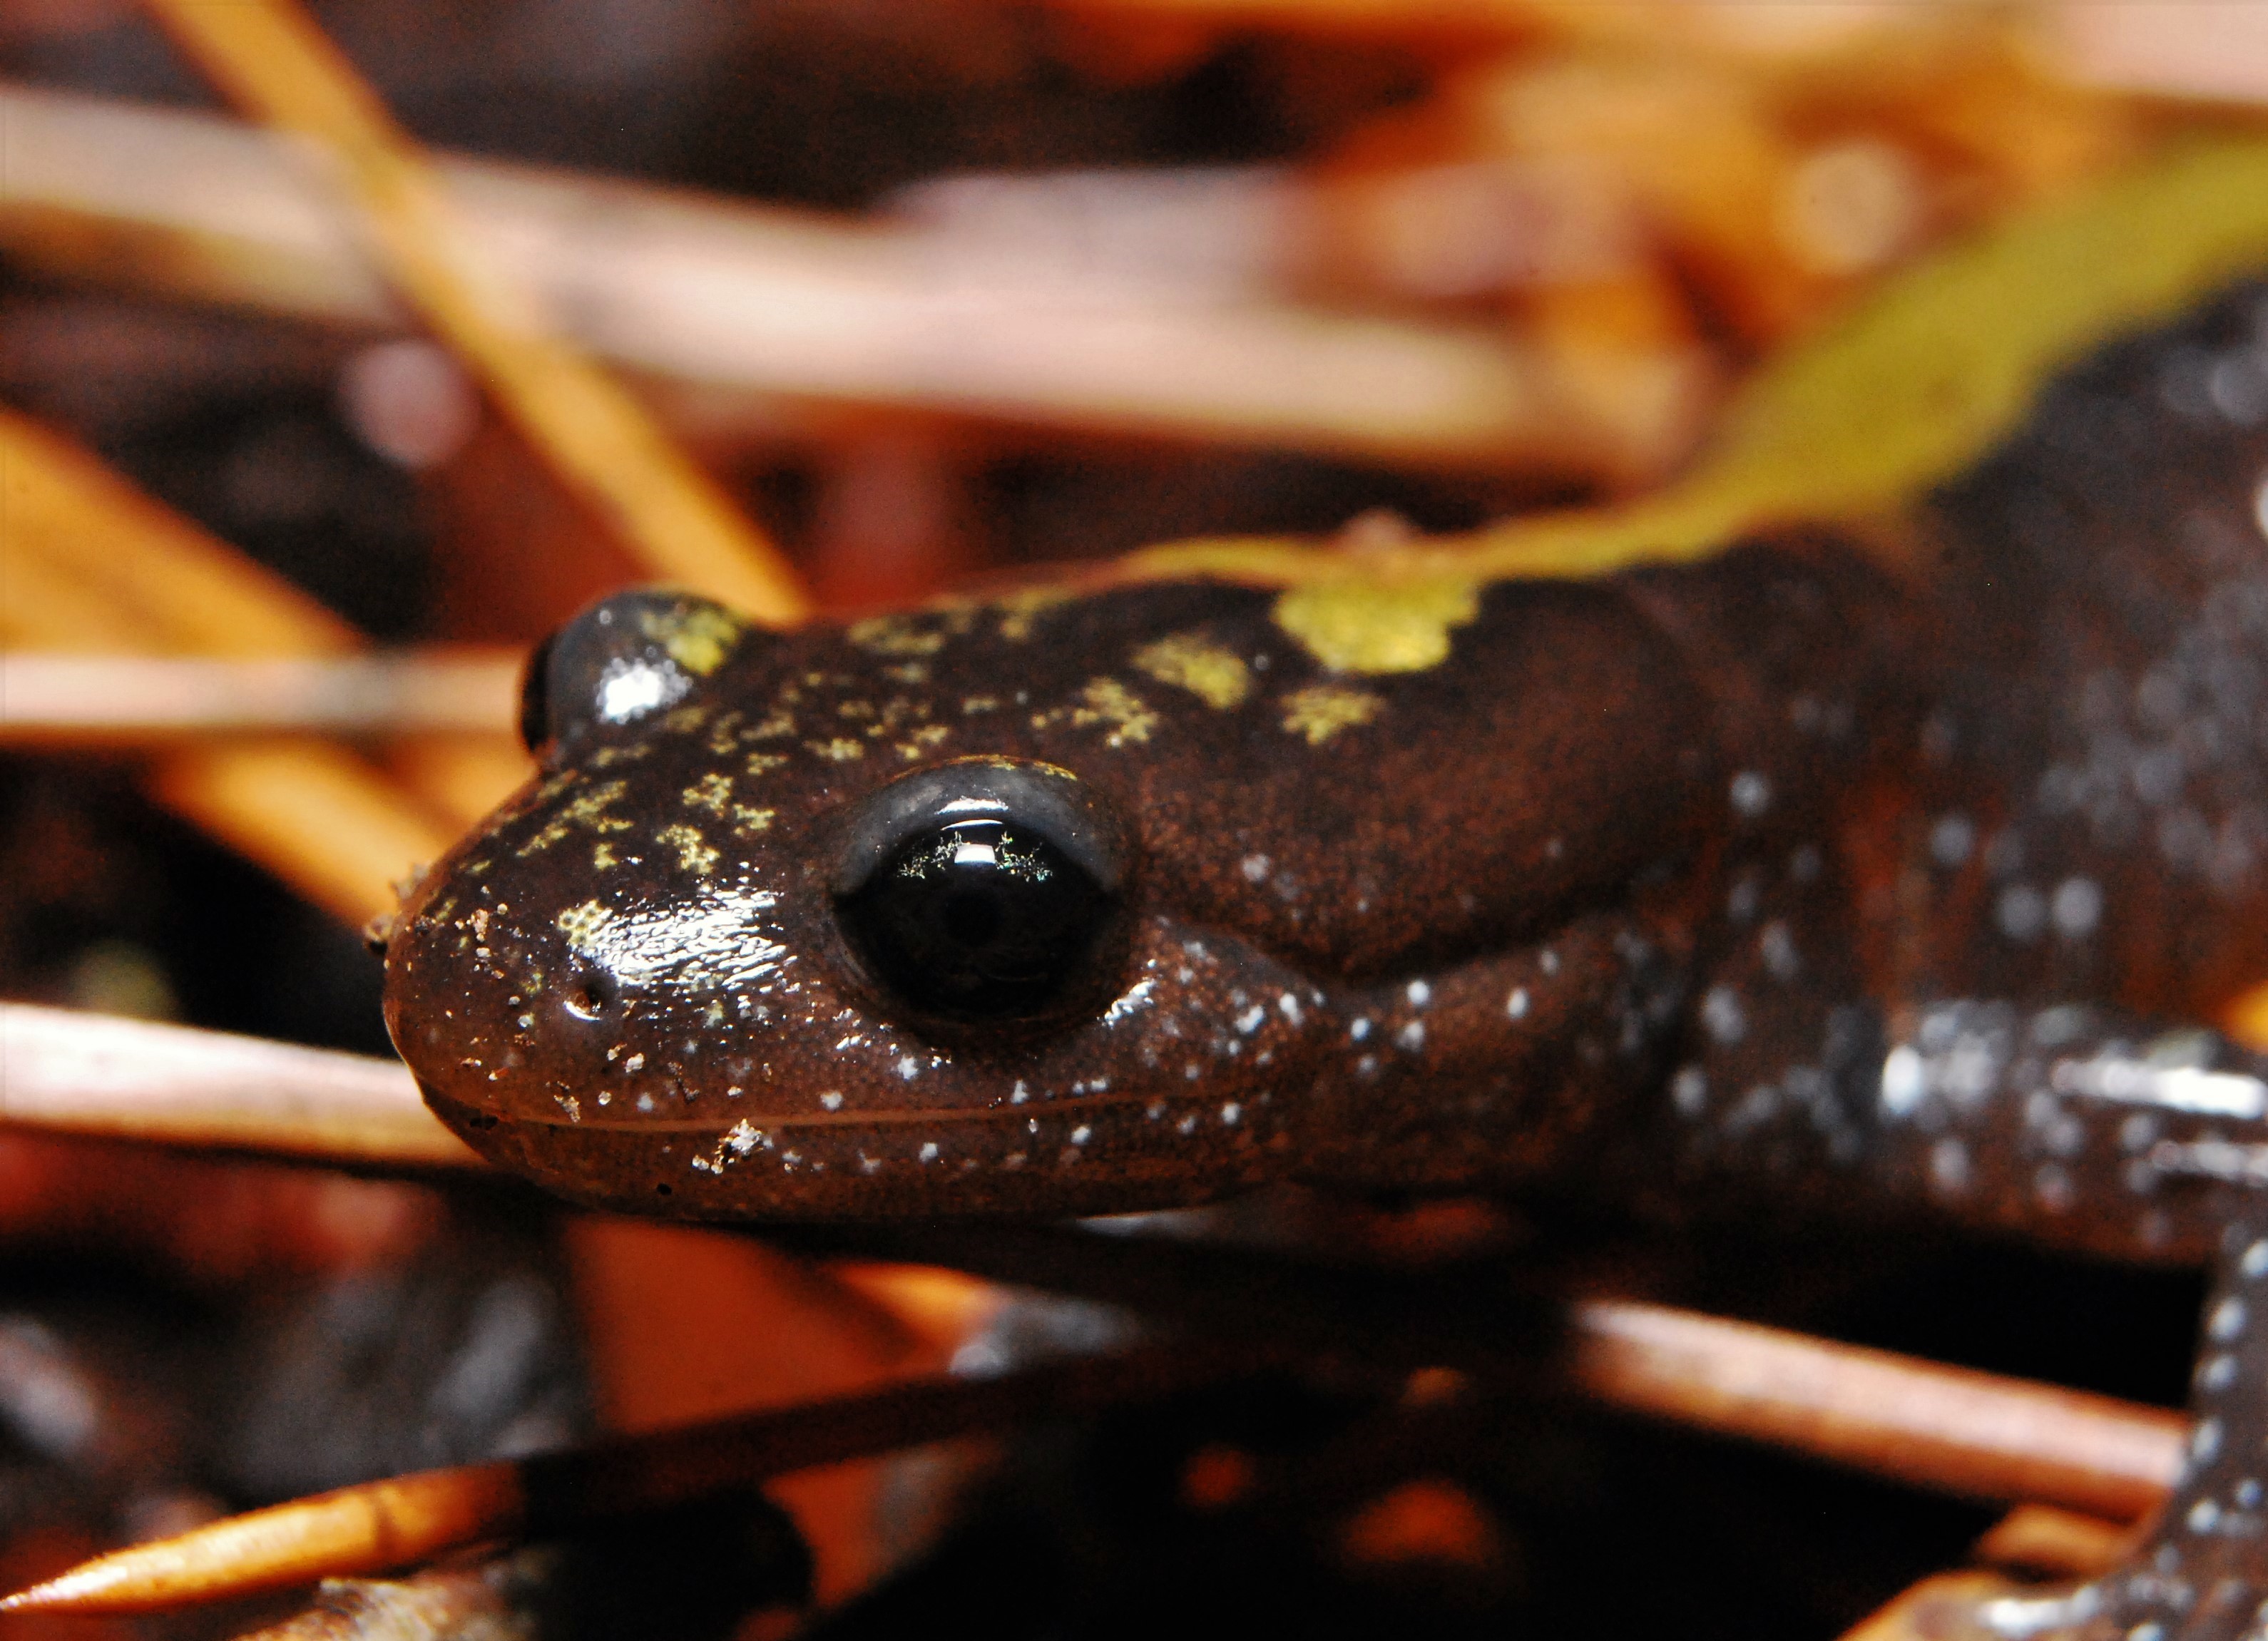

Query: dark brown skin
[389,277,2268,1639]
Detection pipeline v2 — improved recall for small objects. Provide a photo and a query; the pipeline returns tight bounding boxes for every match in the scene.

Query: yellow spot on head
[592,842,618,869]
[848,613,950,656]
[1273,576,1478,675]
[1133,633,1252,710]
[656,824,720,876]
[1282,684,1383,745]
[639,602,745,676]
[809,737,866,762]
[1063,678,1159,748]
[745,752,787,777]
[894,724,953,761]
[516,779,632,855]
[556,899,613,947]
[683,772,733,814]
[731,804,775,835]
[660,705,708,734]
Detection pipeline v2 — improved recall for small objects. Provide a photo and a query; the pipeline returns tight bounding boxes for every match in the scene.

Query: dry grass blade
[0,1003,477,1167]
[0,83,1647,476]
[0,650,520,742]
[0,411,478,920]
[0,1341,1255,1613]
[139,0,808,625]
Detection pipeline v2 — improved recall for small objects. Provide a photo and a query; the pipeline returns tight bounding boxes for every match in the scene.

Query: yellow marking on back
[1110,139,2268,592]
[1282,685,1383,745]
[1272,577,1479,675]
[1133,633,1252,708]
[809,737,866,762]
[993,586,1075,641]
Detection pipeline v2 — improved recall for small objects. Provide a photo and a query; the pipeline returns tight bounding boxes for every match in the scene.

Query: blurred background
[2,4,2267,1638]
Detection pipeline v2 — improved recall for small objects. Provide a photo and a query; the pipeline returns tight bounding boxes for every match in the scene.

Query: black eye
[518,589,749,762]
[832,760,1130,1024]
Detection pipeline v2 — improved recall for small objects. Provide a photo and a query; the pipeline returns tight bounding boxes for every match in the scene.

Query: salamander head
[383,588,1331,1219]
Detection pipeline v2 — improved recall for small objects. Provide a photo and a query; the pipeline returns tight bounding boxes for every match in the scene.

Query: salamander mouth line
[434,1085,1242,1135]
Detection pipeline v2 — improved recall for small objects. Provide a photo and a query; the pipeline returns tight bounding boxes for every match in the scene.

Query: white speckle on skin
[898,1055,921,1080]
[1278,993,1303,1025]
[2243,1239,2268,1279]
[1730,770,1772,819]
[1240,854,1271,884]
[1539,949,1560,976]
[2192,1416,2224,1466]
[2033,1162,2075,1212]
[1759,921,1801,983]
[1235,1005,1266,1035]
[1220,1103,1241,1126]
[1929,1137,1971,1195]
[2253,472,2268,540]
[623,1053,645,1073]
[1929,814,1976,869]
[819,1091,844,1111]
[1506,987,1530,1021]
[1396,1020,1426,1052]
[1406,980,1431,1008]
[2210,1297,2248,1342]
[1701,986,1746,1046]
[1011,1080,1029,1104]
[1997,884,2047,942]
[2201,1353,2239,1392]
[2051,877,2104,938]
[1350,1018,1372,1043]
[1071,1125,1092,1145]
[1881,1046,1925,1118]
[1671,1066,1707,1118]
[919,1141,941,1164]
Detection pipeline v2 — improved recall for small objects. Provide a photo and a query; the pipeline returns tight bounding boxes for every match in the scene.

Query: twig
[0,1341,1254,1612]
[0,650,520,741]
[1573,1299,2180,1523]
[776,1222,2185,1518]
[140,0,807,625]
[0,1003,476,1168]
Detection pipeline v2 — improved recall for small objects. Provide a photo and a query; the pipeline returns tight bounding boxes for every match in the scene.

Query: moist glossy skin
[389,279,2268,1640]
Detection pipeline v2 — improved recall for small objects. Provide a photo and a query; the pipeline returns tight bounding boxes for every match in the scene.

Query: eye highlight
[832,760,1130,1024]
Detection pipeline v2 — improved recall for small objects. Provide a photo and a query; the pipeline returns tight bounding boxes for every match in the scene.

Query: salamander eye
[832,760,1130,1024]
[517,588,749,761]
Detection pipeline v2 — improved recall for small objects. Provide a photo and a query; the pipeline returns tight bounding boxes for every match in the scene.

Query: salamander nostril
[563,972,618,1021]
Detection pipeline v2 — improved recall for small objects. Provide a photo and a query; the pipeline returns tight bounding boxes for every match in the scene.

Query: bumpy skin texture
[389,280,2268,1639]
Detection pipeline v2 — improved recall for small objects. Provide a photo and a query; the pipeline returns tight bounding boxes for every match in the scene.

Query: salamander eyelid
[827,757,1130,896]
[520,586,755,760]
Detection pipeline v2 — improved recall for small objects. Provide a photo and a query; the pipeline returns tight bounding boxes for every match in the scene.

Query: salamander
[384,143,2268,1639]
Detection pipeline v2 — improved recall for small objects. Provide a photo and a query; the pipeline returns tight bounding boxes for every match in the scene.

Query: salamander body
[386,209,2268,1636]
